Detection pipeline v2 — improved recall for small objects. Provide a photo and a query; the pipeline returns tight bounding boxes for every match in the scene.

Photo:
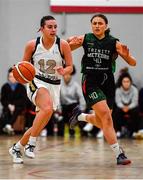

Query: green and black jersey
[81,33,118,74]
[81,33,119,109]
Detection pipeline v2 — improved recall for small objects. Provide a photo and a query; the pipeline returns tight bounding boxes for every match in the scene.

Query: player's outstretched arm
[116,41,136,66]
[67,35,84,51]
[55,40,73,76]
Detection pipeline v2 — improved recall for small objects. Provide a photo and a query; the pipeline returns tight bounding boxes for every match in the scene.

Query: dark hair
[8,67,13,73]
[122,73,132,83]
[91,14,108,24]
[7,67,13,79]
[117,72,133,87]
[40,15,56,28]
[90,13,110,35]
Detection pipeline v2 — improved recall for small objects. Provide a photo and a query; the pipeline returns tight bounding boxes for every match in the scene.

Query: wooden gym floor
[0,135,143,179]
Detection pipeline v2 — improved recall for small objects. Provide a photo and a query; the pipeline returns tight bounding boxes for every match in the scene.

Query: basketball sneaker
[69,105,82,129]
[83,123,93,132]
[9,144,23,164]
[24,144,35,158]
[117,152,131,165]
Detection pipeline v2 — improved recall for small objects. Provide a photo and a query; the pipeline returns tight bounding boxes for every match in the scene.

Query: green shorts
[81,74,115,109]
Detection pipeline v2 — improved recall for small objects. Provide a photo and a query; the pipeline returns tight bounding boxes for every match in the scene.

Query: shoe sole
[25,154,35,159]
[24,150,35,159]
[117,160,131,165]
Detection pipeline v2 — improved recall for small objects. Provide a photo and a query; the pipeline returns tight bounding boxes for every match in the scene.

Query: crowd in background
[0,66,143,139]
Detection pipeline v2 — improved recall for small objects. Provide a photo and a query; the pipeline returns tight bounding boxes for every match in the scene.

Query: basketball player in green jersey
[67,14,136,165]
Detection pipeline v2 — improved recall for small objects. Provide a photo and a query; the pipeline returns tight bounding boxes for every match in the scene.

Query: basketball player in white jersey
[9,15,73,163]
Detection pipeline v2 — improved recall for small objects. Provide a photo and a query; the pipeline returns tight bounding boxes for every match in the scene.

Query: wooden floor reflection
[0,135,143,179]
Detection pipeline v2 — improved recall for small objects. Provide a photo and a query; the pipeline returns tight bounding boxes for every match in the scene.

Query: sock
[15,141,24,150]
[78,113,87,122]
[28,136,37,146]
[110,143,122,157]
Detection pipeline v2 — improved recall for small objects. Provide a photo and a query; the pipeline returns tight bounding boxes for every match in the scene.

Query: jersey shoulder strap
[109,34,119,42]
[82,33,95,46]
[56,36,64,59]
[32,36,40,56]
[31,37,40,64]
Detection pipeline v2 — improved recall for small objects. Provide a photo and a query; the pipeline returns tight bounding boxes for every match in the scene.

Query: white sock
[110,143,122,157]
[78,113,87,122]
[28,136,37,146]
[15,141,24,150]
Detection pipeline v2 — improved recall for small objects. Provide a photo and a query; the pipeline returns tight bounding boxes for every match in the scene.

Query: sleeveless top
[81,33,118,75]
[31,36,64,84]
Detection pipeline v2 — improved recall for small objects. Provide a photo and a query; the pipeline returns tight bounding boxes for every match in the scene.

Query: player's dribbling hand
[68,36,82,45]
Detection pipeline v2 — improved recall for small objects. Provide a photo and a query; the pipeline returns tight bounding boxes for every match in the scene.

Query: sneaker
[133,131,143,139]
[96,130,104,138]
[40,129,47,137]
[69,105,81,129]
[116,131,121,138]
[83,123,93,132]
[24,144,35,158]
[9,144,23,164]
[117,153,131,165]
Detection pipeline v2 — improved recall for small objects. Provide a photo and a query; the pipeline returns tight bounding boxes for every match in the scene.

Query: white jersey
[26,36,64,110]
[32,36,64,84]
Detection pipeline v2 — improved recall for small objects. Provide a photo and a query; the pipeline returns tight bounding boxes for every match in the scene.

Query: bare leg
[86,113,102,129]
[20,87,53,146]
[83,100,117,144]
[83,101,131,164]
[20,128,32,146]
[91,100,117,145]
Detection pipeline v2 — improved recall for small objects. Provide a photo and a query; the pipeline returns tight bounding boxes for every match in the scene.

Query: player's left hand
[54,66,65,75]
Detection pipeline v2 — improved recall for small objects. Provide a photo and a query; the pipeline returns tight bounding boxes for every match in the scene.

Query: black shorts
[81,73,115,109]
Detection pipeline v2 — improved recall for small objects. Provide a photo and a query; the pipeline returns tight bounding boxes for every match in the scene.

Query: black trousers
[0,107,25,129]
[61,103,79,136]
[113,106,140,135]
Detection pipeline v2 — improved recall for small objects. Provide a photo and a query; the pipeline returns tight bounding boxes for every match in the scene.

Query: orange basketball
[12,61,36,84]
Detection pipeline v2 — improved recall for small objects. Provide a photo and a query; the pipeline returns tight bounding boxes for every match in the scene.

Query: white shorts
[26,77,61,111]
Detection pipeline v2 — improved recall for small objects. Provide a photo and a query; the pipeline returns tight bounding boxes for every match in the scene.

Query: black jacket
[1,83,27,110]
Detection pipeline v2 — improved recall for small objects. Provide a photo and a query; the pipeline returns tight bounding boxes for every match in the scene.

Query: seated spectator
[116,67,129,88]
[60,65,86,137]
[113,73,139,138]
[0,68,27,135]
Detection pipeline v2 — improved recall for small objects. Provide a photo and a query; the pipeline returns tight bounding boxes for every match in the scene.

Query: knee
[41,106,53,117]
[101,110,113,127]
